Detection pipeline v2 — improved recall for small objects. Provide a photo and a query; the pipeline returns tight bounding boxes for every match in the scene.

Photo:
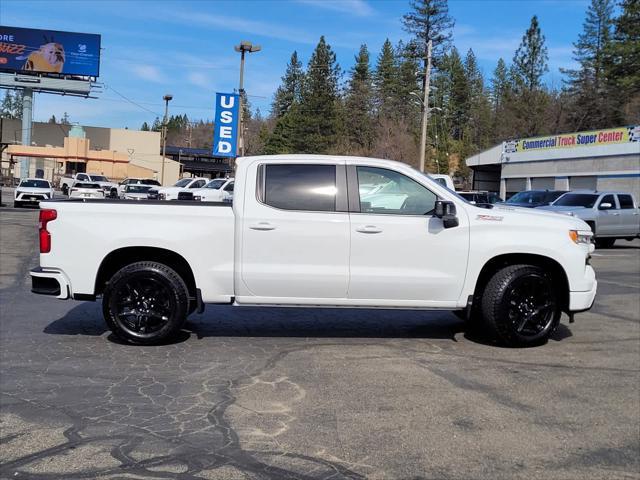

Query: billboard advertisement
[212,93,240,158]
[504,126,639,154]
[0,26,101,77]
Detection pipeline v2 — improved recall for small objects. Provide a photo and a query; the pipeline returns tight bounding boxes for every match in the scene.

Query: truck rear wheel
[102,261,189,345]
[482,264,560,347]
[595,238,616,248]
[62,184,69,196]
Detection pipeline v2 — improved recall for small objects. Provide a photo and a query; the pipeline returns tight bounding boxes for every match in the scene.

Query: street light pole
[418,39,433,173]
[160,94,173,185]
[234,41,261,159]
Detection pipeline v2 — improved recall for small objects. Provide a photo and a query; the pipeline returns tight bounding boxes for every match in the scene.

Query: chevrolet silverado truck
[60,173,118,197]
[30,155,597,347]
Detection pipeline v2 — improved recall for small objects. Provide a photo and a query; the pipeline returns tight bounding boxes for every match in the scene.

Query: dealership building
[466,125,640,200]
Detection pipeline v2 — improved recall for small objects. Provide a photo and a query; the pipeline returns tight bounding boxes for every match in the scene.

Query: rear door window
[262,164,336,212]
[618,194,635,209]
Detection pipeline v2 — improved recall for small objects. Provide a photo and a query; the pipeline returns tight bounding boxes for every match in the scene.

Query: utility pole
[234,41,261,159]
[160,93,172,185]
[418,40,432,173]
[20,88,33,179]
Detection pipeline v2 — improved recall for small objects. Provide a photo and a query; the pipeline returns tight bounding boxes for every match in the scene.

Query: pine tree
[48,115,57,124]
[447,48,469,141]
[402,0,454,66]
[271,51,305,119]
[512,16,548,92]
[373,39,398,118]
[464,49,492,151]
[395,40,421,125]
[141,122,150,131]
[296,36,341,153]
[490,58,511,110]
[603,0,640,123]
[563,0,615,129]
[0,90,22,119]
[61,112,71,125]
[344,44,375,153]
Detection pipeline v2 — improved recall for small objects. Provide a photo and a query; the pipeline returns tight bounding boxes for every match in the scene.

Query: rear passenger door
[617,194,640,236]
[239,161,350,301]
[597,194,619,235]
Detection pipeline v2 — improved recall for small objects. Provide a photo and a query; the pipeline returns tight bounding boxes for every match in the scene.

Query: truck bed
[39,199,235,303]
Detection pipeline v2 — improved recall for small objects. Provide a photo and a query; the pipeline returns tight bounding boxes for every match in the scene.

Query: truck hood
[96,181,117,189]
[156,187,186,194]
[537,205,588,213]
[488,204,590,230]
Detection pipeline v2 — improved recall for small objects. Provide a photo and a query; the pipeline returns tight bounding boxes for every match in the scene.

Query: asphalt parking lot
[1,199,639,479]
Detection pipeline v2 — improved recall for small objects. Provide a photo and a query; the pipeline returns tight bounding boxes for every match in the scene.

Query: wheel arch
[473,253,570,311]
[94,246,197,298]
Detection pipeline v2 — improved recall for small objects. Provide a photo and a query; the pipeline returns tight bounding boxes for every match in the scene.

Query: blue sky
[2,0,591,129]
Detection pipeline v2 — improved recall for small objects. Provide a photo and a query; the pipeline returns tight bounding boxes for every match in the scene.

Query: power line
[103,84,161,116]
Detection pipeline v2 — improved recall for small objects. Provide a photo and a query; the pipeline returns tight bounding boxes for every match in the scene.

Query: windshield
[19,180,50,188]
[140,179,160,185]
[174,178,191,187]
[205,179,226,189]
[126,185,153,193]
[90,175,108,182]
[553,193,599,208]
[506,191,547,205]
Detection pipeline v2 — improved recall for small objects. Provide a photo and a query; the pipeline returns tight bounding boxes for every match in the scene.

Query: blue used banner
[212,93,240,158]
[0,26,101,76]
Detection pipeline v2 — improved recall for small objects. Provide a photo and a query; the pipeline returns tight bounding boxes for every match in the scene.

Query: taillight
[39,209,57,253]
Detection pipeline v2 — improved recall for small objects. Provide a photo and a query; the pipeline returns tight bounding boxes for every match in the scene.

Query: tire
[61,184,69,196]
[595,238,615,248]
[482,264,561,347]
[13,201,21,208]
[102,261,189,345]
[110,188,118,198]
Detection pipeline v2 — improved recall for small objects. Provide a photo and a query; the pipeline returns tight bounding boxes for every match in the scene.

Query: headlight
[159,193,166,200]
[569,230,593,245]
[194,195,201,201]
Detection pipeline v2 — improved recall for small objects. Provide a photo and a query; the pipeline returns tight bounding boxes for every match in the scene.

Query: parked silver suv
[539,191,640,247]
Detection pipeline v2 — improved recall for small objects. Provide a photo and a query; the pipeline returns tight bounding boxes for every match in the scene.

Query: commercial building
[466,125,640,199]
[0,118,181,186]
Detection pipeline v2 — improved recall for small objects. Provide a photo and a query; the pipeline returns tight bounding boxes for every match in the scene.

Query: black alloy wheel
[102,262,189,344]
[482,265,561,347]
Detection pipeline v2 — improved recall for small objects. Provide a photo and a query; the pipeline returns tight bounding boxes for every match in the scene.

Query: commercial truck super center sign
[212,93,240,157]
[505,125,639,153]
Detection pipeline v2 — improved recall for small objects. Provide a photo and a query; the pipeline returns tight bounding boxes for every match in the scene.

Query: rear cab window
[618,194,635,209]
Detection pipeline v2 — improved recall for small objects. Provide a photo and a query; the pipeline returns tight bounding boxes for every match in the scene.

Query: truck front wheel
[102,261,189,345]
[482,264,561,347]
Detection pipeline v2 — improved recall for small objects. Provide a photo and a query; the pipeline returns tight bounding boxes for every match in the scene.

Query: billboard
[0,26,101,77]
[504,126,639,154]
[212,93,240,158]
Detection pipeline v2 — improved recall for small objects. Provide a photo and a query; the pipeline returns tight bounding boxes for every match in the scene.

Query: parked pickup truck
[31,155,597,347]
[539,191,640,248]
[60,173,118,197]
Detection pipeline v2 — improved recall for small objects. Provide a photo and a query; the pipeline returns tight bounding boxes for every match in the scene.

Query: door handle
[250,222,276,231]
[356,225,383,234]
[611,212,620,216]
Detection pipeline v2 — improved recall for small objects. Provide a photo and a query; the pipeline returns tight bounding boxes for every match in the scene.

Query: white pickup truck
[31,155,597,347]
[60,173,118,197]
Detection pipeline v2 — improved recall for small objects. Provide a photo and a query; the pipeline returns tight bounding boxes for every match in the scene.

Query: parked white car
[121,184,154,200]
[147,177,208,200]
[117,178,161,197]
[60,173,118,197]
[14,178,54,207]
[430,174,455,191]
[192,178,234,202]
[69,182,105,199]
[31,155,597,348]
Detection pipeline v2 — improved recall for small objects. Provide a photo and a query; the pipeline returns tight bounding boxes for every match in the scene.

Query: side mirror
[599,202,613,210]
[435,200,459,228]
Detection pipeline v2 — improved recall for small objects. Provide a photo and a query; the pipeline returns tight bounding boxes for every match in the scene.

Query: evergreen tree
[464,49,492,150]
[297,36,341,153]
[395,40,421,125]
[141,122,150,131]
[373,39,398,118]
[490,58,511,109]
[447,48,469,141]
[603,0,640,123]
[563,0,615,129]
[48,115,57,124]
[263,107,299,154]
[512,16,548,92]
[402,0,455,66]
[344,44,375,152]
[271,51,305,118]
[0,90,22,119]
[61,112,71,125]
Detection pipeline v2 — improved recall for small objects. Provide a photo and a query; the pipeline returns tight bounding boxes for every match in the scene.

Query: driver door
[348,165,469,304]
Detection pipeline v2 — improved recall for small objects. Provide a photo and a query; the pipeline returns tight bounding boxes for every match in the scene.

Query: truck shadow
[43,302,572,347]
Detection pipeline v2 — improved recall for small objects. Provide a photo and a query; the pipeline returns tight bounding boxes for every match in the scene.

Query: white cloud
[296,0,374,17]
[187,72,211,89]
[131,65,167,83]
